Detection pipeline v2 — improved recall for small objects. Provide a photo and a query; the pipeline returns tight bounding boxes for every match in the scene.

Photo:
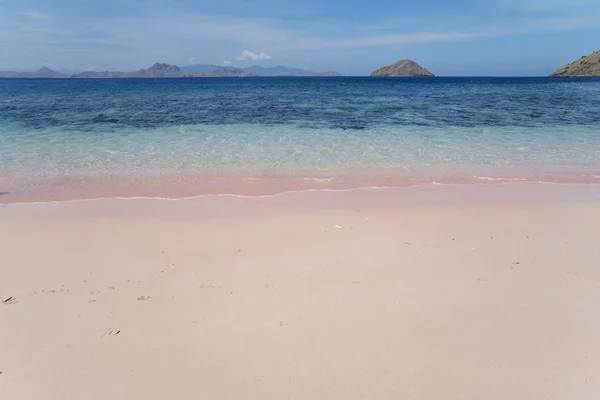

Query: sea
[1,76,600,202]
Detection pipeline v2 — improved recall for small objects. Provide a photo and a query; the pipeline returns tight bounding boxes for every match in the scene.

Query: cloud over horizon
[21,10,53,20]
[236,50,272,61]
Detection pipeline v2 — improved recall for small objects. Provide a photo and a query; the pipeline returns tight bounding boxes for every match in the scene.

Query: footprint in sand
[2,296,17,305]
[102,328,120,337]
[199,284,219,289]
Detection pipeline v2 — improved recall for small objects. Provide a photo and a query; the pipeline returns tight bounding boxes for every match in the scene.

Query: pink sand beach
[1,183,600,399]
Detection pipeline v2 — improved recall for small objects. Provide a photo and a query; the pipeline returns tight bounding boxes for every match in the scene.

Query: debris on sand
[102,328,121,337]
[137,296,152,301]
[2,297,17,305]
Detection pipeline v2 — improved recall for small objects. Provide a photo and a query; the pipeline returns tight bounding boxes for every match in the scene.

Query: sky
[0,0,599,75]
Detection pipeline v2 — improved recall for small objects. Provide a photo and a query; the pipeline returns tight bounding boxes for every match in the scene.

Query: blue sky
[1,0,599,75]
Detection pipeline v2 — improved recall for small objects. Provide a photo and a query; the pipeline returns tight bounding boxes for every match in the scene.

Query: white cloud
[21,11,53,20]
[222,60,232,66]
[236,49,272,61]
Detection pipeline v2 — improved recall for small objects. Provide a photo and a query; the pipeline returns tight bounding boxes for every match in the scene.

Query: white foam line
[5,182,600,206]
[302,177,334,182]
[473,176,528,181]
[6,186,391,205]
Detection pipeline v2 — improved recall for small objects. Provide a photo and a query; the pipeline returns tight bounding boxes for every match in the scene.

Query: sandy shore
[1,186,600,399]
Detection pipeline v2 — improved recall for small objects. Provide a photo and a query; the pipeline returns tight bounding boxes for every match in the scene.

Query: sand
[1,186,600,399]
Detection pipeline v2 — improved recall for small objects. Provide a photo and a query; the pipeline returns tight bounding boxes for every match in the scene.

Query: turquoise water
[1,77,600,198]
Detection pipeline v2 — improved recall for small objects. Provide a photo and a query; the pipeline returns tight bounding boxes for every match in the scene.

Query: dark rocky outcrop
[550,50,600,77]
[137,63,184,77]
[371,59,434,77]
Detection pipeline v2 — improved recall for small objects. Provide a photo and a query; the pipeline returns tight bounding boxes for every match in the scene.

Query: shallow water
[1,77,600,201]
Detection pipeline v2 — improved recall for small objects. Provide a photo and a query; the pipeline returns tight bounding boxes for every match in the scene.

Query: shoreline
[3,172,600,204]
[2,183,600,223]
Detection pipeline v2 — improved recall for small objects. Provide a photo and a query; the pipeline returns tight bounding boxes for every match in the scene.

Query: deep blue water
[1,77,600,180]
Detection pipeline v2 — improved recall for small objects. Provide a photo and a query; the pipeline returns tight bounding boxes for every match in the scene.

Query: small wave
[473,176,528,181]
[302,177,334,183]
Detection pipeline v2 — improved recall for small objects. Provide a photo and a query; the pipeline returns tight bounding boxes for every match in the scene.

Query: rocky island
[371,59,434,77]
[550,49,600,77]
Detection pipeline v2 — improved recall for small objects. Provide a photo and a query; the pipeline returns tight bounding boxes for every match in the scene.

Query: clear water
[1,77,600,200]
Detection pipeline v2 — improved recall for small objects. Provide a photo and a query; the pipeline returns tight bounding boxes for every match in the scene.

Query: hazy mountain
[34,67,67,78]
[311,71,344,77]
[57,67,83,74]
[72,70,128,78]
[0,67,67,78]
[550,49,600,77]
[188,66,259,77]
[371,59,434,77]
[242,65,342,76]
[180,64,218,73]
[71,63,184,78]
[1,63,342,78]
[243,65,307,76]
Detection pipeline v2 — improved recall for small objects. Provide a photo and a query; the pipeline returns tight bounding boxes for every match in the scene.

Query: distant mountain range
[0,63,343,78]
[0,67,67,78]
[182,64,342,76]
